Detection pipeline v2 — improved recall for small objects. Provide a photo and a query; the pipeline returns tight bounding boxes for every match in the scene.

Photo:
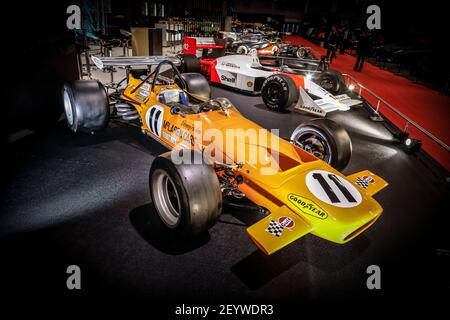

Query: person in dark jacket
[326,25,338,63]
[354,31,372,72]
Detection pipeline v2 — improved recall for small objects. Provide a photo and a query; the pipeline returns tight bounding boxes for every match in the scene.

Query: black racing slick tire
[317,69,347,94]
[261,74,299,111]
[290,118,352,171]
[149,150,222,236]
[179,54,201,73]
[62,80,109,133]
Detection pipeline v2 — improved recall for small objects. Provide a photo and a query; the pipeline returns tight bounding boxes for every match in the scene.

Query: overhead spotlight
[348,84,355,91]
[403,136,422,153]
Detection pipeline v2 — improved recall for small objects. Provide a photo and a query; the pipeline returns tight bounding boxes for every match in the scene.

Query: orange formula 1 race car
[62,56,387,255]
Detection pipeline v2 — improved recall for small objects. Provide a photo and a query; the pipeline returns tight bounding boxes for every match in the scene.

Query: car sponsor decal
[145,105,164,137]
[220,62,240,69]
[265,216,295,237]
[355,176,375,189]
[295,104,326,116]
[220,71,237,84]
[140,83,150,90]
[287,193,328,220]
[135,88,150,102]
[163,120,195,145]
[305,170,362,208]
[162,131,177,145]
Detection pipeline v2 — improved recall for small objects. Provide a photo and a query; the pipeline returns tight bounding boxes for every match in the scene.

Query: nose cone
[277,167,382,243]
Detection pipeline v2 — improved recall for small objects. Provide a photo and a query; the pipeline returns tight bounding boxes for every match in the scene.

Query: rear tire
[62,80,109,133]
[149,150,222,236]
[317,69,347,94]
[290,119,352,171]
[261,74,299,111]
[179,54,201,73]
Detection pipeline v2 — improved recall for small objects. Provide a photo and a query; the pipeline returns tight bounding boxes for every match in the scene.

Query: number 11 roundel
[305,170,362,208]
[146,105,164,137]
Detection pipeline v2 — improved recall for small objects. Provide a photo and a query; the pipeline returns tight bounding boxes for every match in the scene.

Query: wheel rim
[292,128,332,164]
[319,77,334,91]
[237,46,247,54]
[265,82,283,104]
[151,169,181,228]
[63,88,74,126]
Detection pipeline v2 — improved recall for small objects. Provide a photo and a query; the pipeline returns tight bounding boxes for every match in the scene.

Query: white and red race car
[180,53,362,116]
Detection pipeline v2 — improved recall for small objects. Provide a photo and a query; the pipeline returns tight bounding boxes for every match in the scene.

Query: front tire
[261,74,299,111]
[62,80,109,133]
[149,150,222,236]
[290,119,352,170]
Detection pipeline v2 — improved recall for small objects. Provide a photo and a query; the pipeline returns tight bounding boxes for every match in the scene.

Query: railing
[342,73,450,153]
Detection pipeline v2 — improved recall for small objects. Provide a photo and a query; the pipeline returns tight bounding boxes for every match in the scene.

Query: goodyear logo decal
[287,193,328,220]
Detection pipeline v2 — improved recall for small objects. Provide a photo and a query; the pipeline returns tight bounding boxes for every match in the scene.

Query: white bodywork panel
[295,78,361,116]
[214,55,273,92]
[214,54,361,114]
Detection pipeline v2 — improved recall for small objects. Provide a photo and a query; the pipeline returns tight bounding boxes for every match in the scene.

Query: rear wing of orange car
[90,55,181,70]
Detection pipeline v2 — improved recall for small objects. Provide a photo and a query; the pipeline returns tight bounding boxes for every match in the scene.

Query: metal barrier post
[370,100,384,122]
[343,73,450,153]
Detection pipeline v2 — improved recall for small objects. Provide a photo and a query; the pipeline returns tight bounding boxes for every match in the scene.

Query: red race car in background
[183,36,313,59]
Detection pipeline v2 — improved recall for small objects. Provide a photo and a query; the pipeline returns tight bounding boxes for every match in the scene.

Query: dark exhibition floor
[1,86,449,303]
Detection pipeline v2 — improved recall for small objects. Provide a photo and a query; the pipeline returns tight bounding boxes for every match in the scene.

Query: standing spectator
[326,25,338,63]
[340,28,349,54]
[354,30,372,72]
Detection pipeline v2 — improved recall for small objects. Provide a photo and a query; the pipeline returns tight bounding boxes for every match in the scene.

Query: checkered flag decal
[266,219,284,237]
[355,177,369,189]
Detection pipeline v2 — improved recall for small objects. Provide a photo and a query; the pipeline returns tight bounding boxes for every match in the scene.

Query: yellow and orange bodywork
[256,44,280,56]
[122,74,388,255]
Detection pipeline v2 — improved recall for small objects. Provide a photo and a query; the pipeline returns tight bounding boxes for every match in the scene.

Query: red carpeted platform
[285,35,450,172]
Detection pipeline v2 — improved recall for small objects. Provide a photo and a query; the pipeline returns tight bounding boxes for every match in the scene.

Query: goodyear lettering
[297,104,326,116]
[288,193,328,220]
